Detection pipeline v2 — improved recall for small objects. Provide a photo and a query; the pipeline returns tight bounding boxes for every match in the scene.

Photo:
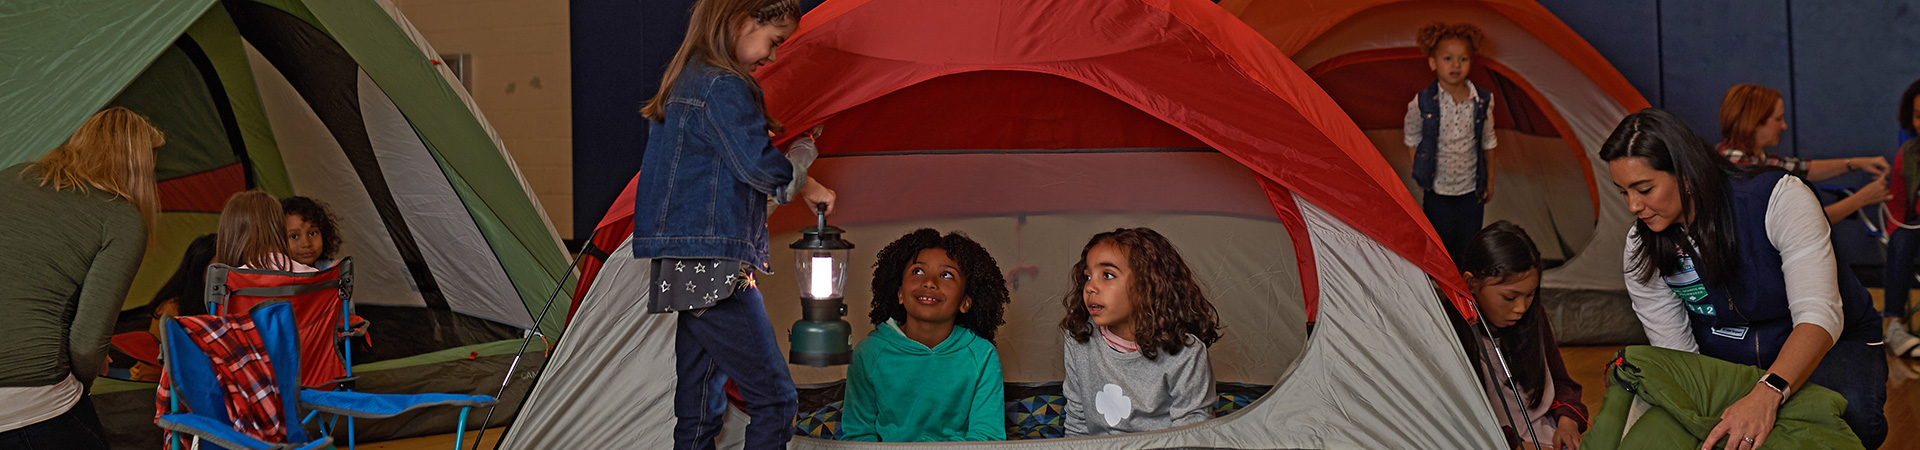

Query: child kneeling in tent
[839,229,1010,442]
[1460,221,1588,449]
[1404,21,1497,264]
[1059,228,1221,436]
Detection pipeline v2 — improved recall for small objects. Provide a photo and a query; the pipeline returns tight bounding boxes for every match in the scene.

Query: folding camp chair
[206,259,374,445]
[161,300,496,450]
[205,258,361,390]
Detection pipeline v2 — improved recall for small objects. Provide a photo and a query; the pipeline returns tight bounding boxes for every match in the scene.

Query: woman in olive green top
[0,107,161,449]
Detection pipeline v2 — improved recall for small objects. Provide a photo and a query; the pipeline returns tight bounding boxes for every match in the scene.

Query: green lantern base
[790,317,852,367]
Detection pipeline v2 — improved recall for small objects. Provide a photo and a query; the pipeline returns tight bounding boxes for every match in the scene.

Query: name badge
[1711,326,1749,340]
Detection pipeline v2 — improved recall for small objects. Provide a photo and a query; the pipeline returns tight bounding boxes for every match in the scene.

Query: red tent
[576,0,1481,325]
[519,1,1508,447]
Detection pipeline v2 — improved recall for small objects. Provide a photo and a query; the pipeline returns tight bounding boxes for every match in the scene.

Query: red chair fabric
[207,259,354,390]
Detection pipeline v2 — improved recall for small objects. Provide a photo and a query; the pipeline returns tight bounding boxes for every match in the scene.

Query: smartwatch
[1759,373,1791,405]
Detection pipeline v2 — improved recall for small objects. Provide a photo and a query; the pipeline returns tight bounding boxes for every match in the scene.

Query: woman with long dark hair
[1460,221,1586,450]
[1605,109,1884,449]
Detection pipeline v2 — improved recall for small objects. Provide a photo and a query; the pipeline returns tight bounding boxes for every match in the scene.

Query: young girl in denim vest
[1059,228,1221,436]
[633,0,835,447]
[1403,22,1496,263]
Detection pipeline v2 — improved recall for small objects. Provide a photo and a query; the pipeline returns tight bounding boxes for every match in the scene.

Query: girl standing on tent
[282,196,342,270]
[1460,221,1587,450]
[0,107,161,449]
[1605,109,1885,449]
[216,191,315,273]
[1059,228,1221,437]
[632,0,834,447]
[1882,78,1920,359]
[1717,83,1891,224]
[1404,22,1497,263]
[840,229,1010,442]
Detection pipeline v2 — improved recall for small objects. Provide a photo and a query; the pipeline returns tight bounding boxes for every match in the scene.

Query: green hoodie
[840,320,1005,442]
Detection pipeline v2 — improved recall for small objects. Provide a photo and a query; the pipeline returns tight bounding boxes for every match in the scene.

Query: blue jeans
[0,396,108,450]
[1423,191,1484,265]
[1884,226,1920,320]
[673,287,796,450]
[1805,323,1887,449]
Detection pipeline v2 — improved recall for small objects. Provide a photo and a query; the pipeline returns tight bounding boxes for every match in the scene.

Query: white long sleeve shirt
[1622,175,1844,352]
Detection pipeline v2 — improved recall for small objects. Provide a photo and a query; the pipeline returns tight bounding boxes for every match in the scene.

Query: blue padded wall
[1539,0,1920,268]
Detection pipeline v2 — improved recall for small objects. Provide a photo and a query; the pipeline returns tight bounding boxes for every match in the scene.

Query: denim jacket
[632,60,794,272]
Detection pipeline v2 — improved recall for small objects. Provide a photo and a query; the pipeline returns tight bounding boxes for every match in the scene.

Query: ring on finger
[1742,437,1756,444]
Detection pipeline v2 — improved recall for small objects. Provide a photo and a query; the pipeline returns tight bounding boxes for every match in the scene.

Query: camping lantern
[789,207,854,367]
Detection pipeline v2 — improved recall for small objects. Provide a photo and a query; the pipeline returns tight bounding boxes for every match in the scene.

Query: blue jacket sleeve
[701,74,795,200]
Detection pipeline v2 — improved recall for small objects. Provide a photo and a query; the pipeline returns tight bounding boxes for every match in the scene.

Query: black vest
[1678,171,1879,367]
[1411,81,1491,194]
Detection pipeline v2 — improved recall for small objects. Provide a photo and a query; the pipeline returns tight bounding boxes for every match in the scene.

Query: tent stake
[471,240,592,450]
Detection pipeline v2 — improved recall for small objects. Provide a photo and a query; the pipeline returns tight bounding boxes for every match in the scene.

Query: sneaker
[1888,318,1920,359]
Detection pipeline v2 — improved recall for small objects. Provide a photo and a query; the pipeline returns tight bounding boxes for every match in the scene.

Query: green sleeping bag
[1582,346,1861,450]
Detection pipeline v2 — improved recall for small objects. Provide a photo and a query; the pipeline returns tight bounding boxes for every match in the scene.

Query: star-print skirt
[645,258,754,314]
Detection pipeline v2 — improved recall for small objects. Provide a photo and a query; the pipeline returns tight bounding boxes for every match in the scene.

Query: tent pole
[1476,318,1545,448]
[471,240,592,450]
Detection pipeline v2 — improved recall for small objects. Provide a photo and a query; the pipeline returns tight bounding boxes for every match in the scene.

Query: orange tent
[1224,0,1651,295]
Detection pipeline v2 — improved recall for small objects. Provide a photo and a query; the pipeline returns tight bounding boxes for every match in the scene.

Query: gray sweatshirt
[1061,329,1214,436]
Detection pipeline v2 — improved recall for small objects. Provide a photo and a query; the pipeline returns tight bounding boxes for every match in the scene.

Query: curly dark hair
[1900,77,1920,135]
[1417,21,1486,56]
[870,229,1010,342]
[1060,228,1221,360]
[280,196,342,262]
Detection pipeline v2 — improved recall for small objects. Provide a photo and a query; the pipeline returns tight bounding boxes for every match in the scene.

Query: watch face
[1764,373,1790,390]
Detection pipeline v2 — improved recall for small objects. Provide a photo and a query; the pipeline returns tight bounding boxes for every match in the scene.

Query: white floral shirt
[1403,81,1498,196]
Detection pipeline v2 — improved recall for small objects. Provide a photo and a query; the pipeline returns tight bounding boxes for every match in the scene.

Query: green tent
[1,0,572,445]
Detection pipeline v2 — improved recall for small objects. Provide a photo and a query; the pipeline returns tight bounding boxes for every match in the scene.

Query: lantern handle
[815,203,828,231]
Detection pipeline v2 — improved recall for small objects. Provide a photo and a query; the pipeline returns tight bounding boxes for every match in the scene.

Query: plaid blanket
[154,313,288,443]
[1718,142,1811,178]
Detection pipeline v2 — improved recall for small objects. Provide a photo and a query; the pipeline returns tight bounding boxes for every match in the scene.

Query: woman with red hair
[1718,83,1891,223]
